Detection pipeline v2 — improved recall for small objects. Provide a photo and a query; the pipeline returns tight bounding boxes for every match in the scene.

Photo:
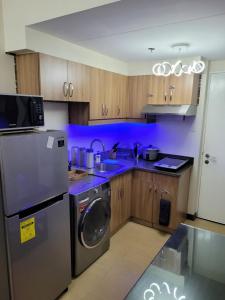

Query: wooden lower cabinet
[110,172,132,235]
[131,170,153,225]
[153,169,191,232]
[131,168,191,232]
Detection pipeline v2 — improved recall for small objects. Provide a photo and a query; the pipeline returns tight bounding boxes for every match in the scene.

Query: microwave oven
[0,94,44,130]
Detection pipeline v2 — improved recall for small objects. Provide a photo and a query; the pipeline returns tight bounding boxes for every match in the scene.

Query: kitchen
[0,0,225,300]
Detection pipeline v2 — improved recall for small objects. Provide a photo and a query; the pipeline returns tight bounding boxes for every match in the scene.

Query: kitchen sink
[95,162,124,173]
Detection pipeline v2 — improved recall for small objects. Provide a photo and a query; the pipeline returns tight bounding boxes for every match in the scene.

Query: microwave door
[0,131,68,216]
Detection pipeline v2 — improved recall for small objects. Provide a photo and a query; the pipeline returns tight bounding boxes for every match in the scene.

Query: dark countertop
[125,224,225,300]
[69,153,193,195]
[69,175,109,196]
[74,156,193,180]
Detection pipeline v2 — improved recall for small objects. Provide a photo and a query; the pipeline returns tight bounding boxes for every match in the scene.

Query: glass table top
[125,224,225,300]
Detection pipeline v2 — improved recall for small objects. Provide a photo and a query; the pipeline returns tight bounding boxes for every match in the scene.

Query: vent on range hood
[142,104,197,116]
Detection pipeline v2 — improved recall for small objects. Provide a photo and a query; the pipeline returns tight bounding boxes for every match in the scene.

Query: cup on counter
[71,146,79,166]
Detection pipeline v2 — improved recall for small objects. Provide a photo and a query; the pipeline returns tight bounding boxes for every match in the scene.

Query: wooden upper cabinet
[89,69,128,120]
[131,170,153,224]
[39,54,68,101]
[113,74,128,119]
[16,53,40,96]
[128,75,148,118]
[168,74,200,105]
[67,61,91,102]
[103,70,114,119]
[128,73,200,112]
[89,68,105,119]
[147,75,169,105]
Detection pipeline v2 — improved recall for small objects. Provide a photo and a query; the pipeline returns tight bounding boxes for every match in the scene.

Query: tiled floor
[60,219,225,300]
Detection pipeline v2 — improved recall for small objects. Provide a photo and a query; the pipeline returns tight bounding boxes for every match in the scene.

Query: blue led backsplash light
[66,123,158,153]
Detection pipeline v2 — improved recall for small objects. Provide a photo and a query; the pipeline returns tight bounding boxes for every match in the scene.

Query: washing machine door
[79,198,111,249]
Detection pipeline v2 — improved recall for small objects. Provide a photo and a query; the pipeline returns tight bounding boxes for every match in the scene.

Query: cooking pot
[142,145,159,161]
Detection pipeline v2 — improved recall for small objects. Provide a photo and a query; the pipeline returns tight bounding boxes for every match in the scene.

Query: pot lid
[144,145,159,151]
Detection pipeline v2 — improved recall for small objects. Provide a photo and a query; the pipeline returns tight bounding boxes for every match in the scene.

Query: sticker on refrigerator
[47,136,54,149]
[20,217,36,244]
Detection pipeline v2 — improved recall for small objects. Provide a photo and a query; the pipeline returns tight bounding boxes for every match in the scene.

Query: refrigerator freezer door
[5,194,71,300]
[0,130,68,216]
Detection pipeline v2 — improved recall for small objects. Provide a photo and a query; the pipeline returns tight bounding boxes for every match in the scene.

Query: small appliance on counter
[154,157,189,171]
[0,93,44,130]
[142,145,159,161]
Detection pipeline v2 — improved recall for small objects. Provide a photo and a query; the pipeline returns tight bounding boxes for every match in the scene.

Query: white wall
[0,0,16,93]
[2,0,118,51]
[42,102,68,131]
[26,28,128,75]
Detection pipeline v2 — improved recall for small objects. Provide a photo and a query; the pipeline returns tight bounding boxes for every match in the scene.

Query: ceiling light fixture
[152,43,205,77]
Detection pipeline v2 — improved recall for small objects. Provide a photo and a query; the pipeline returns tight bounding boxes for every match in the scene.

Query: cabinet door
[39,54,68,101]
[128,76,148,118]
[89,68,105,119]
[113,74,128,119]
[110,176,121,234]
[153,174,178,231]
[120,172,132,223]
[147,75,168,105]
[67,62,91,102]
[131,171,153,224]
[110,172,132,234]
[16,53,40,96]
[168,74,199,105]
[103,70,114,118]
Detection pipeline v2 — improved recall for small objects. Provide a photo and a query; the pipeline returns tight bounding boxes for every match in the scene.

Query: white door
[198,73,225,224]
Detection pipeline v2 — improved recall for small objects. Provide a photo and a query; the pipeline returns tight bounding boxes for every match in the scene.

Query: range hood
[141,104,197,116]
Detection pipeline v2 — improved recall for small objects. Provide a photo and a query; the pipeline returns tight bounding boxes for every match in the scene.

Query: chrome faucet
[90,139,105,152]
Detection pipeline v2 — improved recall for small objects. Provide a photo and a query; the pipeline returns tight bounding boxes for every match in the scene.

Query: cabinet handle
[63,82,69,97]
[164,95,167,102]
[160,189,170,198]
[117,106,120,116]
[102,104,105,116]
[169,85,175,102]
[105,106,108,116]
[69,82,74,98]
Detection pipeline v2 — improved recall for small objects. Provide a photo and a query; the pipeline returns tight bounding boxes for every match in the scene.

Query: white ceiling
[30,0,225,61]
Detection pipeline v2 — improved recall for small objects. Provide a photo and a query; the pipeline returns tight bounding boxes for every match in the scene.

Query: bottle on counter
[95,151,101,164]
[86,148,94,169]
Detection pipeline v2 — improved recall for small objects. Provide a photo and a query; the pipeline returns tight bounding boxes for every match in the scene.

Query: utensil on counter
[110,142,120,159]
[142,145,159,161]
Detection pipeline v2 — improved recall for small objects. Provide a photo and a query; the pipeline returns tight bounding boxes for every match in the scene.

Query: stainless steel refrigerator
[0,130,71,300]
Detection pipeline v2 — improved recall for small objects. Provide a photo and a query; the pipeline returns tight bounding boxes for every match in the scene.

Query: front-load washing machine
[69,181,111,276]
